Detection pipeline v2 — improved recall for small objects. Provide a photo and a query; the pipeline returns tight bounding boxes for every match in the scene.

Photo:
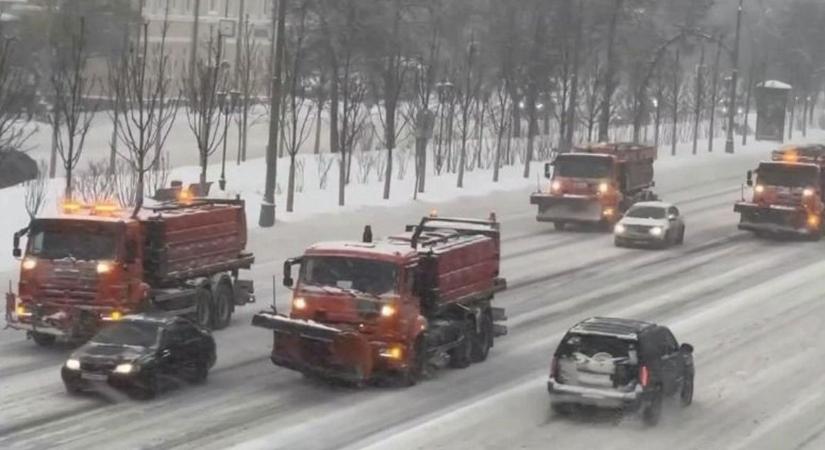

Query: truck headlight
[21,258,37,270]
[614,224,626,235]
[96,261,113,274]
[292,297,307,310]
[550,181,562,193]
[598,182,610,194]
[754,185,765,194]
[114,363,135,374]
[803,188,815,198]
[649,227,664,237]
[380,304,397,318]
[15,304,31,317]
[66,359,81,371]
[379,344,404,360]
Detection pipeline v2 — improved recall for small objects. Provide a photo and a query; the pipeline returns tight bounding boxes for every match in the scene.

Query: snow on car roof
[570,317,655,340]
[629,201,672,209]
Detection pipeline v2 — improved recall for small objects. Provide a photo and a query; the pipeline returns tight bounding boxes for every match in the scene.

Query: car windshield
[28,227,116,260]
[554,155,613,179]
[91,321,161,348]
[301,256,399,296]
[758,164,819,188]
[556,333,632,359]
[625,206,666,219]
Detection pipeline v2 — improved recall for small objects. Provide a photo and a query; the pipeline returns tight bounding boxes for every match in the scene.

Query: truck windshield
[91,322,160,348]
[28,228,116,261]
[554,156,613,179]
[758,164,819,188]
[625,206,666,219]
[301,256,398,296]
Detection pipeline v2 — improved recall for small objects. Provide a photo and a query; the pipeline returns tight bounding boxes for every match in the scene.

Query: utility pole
[190,0,201,84]
[725,0,743,154]
[259,0,287,228]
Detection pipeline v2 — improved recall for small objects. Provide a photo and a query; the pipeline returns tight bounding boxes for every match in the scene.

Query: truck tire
[212,281,233,330]
[449,320,473,369]
[31,332,56,347]
[470,312,493,363]
[398,336,426,386]
[195,287,213,330]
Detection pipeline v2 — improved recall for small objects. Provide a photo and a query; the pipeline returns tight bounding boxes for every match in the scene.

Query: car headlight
[293,297,307,310]
[66,359,81,371]
[380,304,396,318]
[649,226,664,237]
[614,224,626,235]
[114,363,135,374]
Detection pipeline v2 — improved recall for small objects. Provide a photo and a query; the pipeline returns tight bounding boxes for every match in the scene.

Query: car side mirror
[746,170,753,187]
[544,163,552,179]
[680,343,694,354]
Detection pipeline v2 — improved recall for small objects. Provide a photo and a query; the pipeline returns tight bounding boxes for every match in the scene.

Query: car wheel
[642,388,663,426]
[614,237,625,248]
[470,312,493,363]
[678,227,686,245]
[212,281,233,330]
[135,370,159,400]
[551,402,574,416]
[553,221,566,231]
[31,332,56,347]
[64,381,83,395]
[449,320,473,369]
[195,287,213,330]
[680,376,694,407]
[188,360,209,385]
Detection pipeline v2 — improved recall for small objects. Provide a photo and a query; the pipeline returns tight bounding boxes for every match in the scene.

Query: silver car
[614,201,686,248]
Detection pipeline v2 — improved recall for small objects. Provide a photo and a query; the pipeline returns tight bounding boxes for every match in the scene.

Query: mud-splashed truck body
[253,216,507,385]
[734,145,825,239]
[6,198,255,346]
[530,143,658,230]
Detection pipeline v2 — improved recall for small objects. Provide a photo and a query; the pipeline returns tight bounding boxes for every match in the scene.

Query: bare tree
[50,15,100,199]
[24,161,48,219]
[109,16,178,215]
[284,2,315,213]
[0,37,34,160]
[185,33,231,188]
[456,36,479,188]
[233,14,262,164]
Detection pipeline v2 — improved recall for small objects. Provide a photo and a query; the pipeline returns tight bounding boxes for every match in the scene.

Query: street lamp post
[217,91,229,190]
[725,0,744,154]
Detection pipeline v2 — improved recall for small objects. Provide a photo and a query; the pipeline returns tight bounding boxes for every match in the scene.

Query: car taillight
[639,365,650,387]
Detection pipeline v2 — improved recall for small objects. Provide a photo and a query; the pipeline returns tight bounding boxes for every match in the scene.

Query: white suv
[614,201,686,248]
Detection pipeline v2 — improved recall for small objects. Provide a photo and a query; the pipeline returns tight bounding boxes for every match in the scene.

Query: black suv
[547,317,694,425]
[62,313,217,399]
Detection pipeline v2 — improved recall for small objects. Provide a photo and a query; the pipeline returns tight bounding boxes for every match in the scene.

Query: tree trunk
[286,154,296,212]
[383,99,396,199]
[564,0,583,153]
[313,96,323,154]
[671,49,680,157]
[523,84,537,179]
[692,47,705,155]
[49,122,58,178]
[708,40,722,153]
[598,0,623,142]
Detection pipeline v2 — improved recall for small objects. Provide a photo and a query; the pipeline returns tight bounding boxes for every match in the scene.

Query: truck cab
[8,206,147,345]
[530,143,657,230]
[734,145,825,239]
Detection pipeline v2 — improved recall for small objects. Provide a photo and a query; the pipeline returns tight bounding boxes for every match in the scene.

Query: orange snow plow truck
[530,143,658,230]
[6,196,255,346]
[734,144,825,239]
[252,215,507,385]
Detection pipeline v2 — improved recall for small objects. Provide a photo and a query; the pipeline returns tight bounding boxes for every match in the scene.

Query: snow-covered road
[2,144,824,450]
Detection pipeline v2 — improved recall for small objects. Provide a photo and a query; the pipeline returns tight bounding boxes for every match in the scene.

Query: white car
[614,201,686,248]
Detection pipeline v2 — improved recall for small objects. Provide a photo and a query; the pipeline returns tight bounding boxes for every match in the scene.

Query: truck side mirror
[746,170,753,187]
[12,248,21,258]
[12,229,23,258]
[283,257,301,288]
[544,163,552,179]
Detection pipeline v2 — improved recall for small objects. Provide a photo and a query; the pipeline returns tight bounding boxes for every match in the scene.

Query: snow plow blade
[252,312,373,382]
[734,202,814,236]
[530,194,603,223]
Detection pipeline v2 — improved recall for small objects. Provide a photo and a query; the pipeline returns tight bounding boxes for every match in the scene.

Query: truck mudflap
[530,193,604,223]
[252,312,374,382]
[734,202,815,236]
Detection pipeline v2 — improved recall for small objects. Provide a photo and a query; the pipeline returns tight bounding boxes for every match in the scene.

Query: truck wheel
[212,281,233,330]
[31,332,56,347]
[195,288,213,330]
[449,320,473,369]
[470,313,493,363]
[398,337,426,386]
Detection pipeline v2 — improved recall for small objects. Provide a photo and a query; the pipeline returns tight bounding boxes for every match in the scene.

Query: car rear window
[556,333,635,358]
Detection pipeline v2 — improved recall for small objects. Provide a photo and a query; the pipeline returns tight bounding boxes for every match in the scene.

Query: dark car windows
[626,206,666,219]
[92,321,161,348]
[661,328,679,354]
[556,333,631,359]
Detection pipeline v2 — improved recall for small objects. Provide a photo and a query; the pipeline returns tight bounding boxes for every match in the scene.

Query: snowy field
[2,129,825,449]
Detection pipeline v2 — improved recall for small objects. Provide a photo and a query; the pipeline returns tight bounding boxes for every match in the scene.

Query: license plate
[81,372,108,381]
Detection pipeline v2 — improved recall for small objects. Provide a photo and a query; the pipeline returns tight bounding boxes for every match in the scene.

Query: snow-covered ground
[2,129,825,450]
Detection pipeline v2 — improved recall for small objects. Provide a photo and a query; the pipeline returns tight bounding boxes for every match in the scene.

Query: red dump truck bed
[141,200,253,286]
[573,142,658,162]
